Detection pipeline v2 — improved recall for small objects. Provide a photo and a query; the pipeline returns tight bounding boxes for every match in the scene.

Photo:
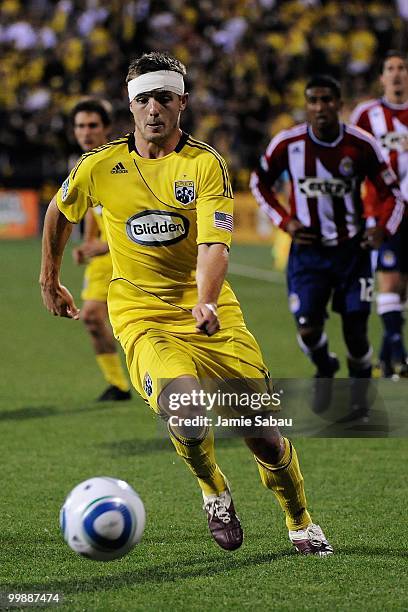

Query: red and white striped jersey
[350,98,408,213]
[250,122,404,246]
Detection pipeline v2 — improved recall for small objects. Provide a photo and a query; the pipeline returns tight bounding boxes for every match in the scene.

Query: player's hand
[40,282,80,319]
[192,302,220,336]
[73,240,108,264]
[286,219,319,245]
[80,239,109,258]
[361,226,385,250]
[72,246,86,265]
[400,134,408,152]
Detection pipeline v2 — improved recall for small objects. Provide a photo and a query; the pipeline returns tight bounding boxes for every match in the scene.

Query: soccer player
[251,75,404,418]
[350,51,408,378]
[40,52,333,556]
[70,99,131,401]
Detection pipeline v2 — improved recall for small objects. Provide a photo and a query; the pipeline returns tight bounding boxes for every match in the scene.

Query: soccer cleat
[289,523,334,556]
[378,361,394,378]
[97,385,132,402]
[203,488,243,551]
[312,354,340,414]
[393,361,408,379]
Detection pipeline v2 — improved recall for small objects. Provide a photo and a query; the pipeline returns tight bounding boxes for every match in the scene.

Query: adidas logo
[111,162,128,174]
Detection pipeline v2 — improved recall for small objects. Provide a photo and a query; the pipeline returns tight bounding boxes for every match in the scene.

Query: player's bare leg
[158,376,243,551]
[81,300,131,401]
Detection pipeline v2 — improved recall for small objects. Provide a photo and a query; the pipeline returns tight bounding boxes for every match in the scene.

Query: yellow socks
[96,353,130,391]
[168,425,227,497]
[255,438,311,530]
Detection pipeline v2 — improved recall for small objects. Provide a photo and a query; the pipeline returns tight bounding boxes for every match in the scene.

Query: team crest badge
[175,180,195,205]
[143,372,153,397]
[381,250,396,268]
[339,156,353,177]
[288,293,300,314]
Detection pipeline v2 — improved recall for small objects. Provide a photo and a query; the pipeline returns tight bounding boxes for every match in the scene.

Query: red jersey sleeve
[250,134,292,230]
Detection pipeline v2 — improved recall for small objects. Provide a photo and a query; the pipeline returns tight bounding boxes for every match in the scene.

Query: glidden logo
[126,210,189,246]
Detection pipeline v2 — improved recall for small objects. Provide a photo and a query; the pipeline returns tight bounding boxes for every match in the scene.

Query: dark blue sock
[381,311,406,364]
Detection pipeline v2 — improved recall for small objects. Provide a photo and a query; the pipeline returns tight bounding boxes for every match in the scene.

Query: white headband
[128,70,185,101]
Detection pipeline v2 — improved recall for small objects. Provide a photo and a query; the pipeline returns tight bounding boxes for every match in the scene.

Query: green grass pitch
[1,239,407,611]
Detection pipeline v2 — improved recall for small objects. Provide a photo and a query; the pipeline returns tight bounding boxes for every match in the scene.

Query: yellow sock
[96,353,130,392]
[255,438,311,530]
[168,425,227,497]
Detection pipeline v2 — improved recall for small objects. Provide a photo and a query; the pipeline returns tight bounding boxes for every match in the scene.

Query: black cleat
[312,354,340,414]
[203,488,243,551]
[97,385,132,402]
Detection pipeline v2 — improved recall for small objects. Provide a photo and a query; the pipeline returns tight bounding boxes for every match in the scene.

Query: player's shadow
[336,546,408,559]
[100,438,172,455]
[101,434,242,456]
[0,406,58,421]
[6,550,293,595]
[0,402,136,422]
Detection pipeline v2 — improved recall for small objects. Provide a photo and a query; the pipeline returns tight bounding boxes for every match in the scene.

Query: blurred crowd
[0,0,407,193]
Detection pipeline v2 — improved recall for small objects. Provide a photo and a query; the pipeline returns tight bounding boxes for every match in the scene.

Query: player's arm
[250,136,317,245]
[40,154,95,316]
[194,152,235,335]
[363,142,405,248]
[193,243,228,335]
[73,210,109,264]
[40,197,80,319]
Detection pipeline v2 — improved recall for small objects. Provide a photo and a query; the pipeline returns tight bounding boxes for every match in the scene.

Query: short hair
[126,51,186,83]
[305,75,342,99]
[380,50,407,73]
[71,98,112,126]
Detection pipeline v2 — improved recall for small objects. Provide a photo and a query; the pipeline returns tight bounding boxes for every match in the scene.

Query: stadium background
[1,1,407,611]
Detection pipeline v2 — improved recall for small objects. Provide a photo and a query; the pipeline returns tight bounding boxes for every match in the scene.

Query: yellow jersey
[56,132,245,345]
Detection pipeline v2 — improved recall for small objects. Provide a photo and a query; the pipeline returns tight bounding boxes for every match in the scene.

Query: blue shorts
[375,216,408,274]
[287,235,373,325]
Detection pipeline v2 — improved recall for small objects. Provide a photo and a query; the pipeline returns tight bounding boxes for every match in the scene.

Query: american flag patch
[214,211,233,232]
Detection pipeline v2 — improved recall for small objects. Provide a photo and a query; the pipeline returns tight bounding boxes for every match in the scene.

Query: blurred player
[40,52,333,556]
[350,51,408,378]
[251,75,404,418]
[71,99,131,401]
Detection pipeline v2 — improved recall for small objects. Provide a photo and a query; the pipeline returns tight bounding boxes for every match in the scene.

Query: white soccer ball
[60,476,145,561]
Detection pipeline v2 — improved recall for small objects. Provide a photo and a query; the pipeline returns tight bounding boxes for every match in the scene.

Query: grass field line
[228,262,285,284]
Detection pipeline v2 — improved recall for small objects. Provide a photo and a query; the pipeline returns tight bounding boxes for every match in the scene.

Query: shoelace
[205,499,231,524]
[307,525,327,546]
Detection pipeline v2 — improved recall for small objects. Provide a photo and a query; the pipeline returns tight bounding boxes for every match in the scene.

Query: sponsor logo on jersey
[61,177,70,202]
[339,156,354,177]
[111,162,128,174]
[143,372,153,397]
[298,177,354,197]
[380,131,408,152]
[126,210,189,246]
[174,180,195,205]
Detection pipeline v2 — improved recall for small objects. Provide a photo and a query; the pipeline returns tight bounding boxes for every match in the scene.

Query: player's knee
[81,307,105,336]
[297,317,323,349]
[245,433,283,464]
[159,376,207,440]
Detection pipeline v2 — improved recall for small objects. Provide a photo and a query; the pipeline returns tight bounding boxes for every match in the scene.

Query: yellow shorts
[81,254,113,302]
[125,326,269,413]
